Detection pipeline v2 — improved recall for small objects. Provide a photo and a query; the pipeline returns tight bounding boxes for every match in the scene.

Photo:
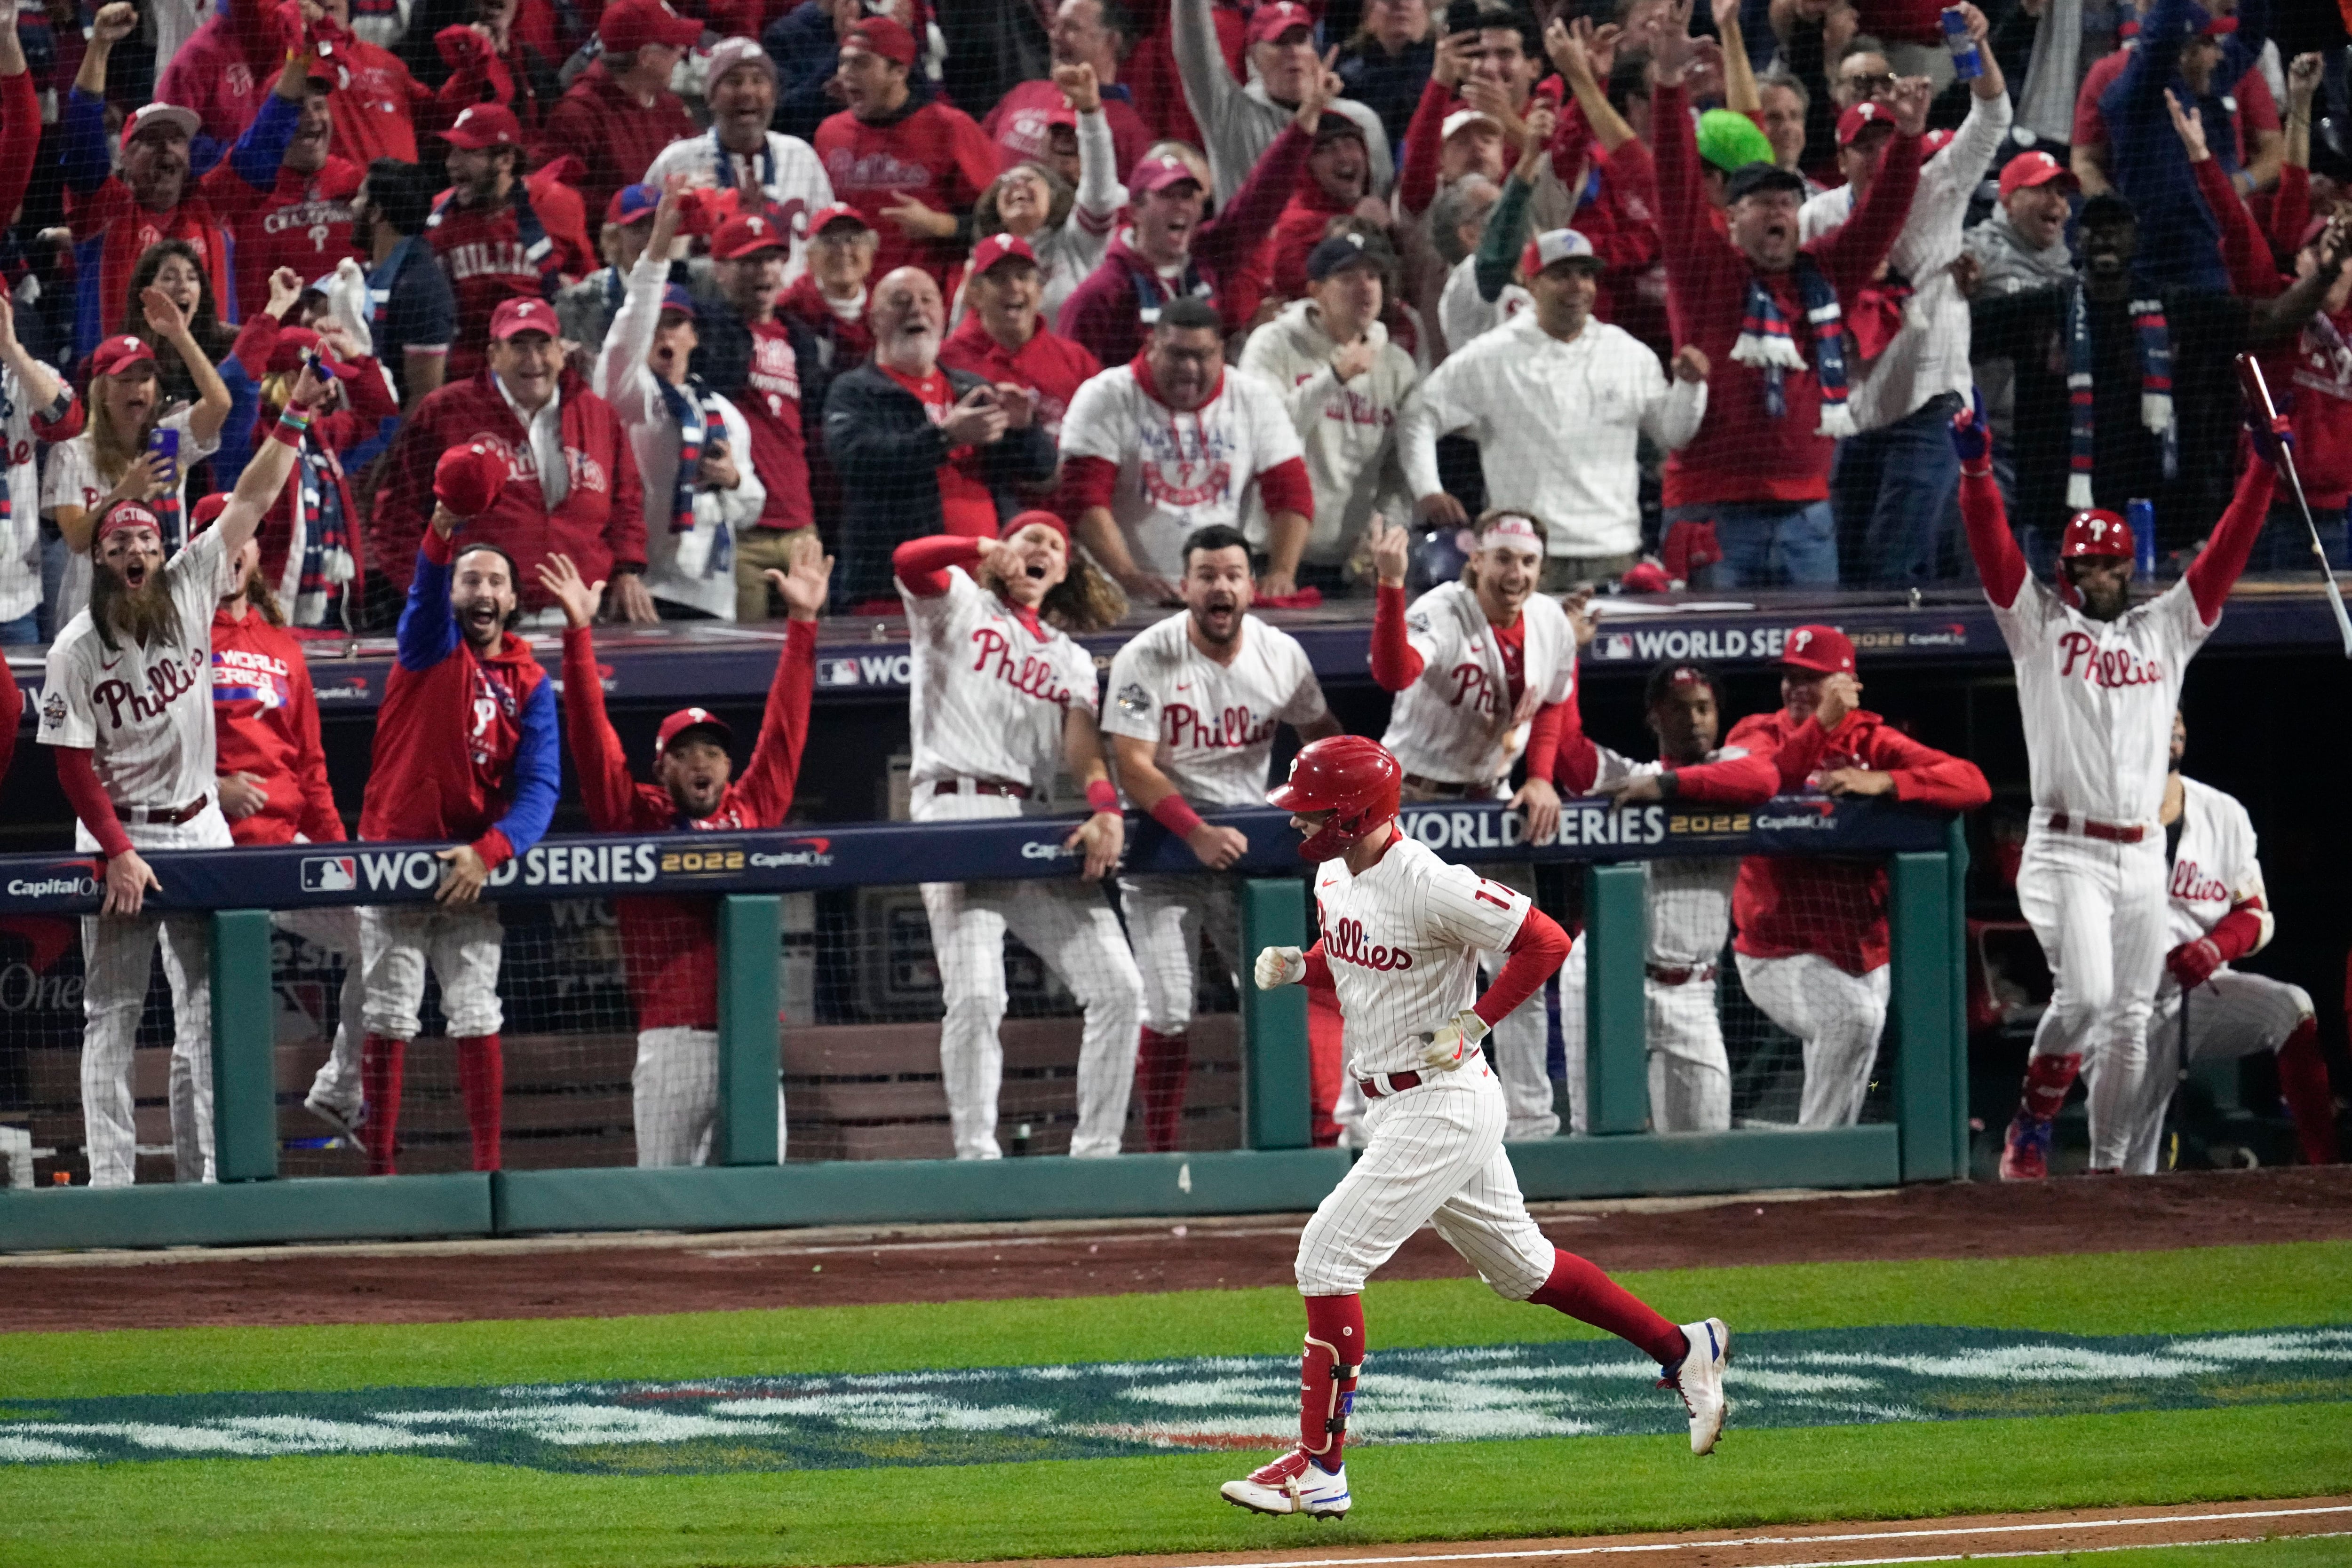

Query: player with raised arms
[894,512,1145,1160]
[35,346,328,1187]
[539,536,833,1165]
[1232,734,1730,1519]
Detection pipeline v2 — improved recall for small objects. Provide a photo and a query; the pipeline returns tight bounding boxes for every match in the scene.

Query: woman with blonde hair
[956,63,1127,330]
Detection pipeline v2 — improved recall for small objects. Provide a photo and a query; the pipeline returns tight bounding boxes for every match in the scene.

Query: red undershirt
[882,365,999,538]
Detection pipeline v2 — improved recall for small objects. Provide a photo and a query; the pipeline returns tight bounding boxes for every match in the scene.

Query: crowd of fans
[0,0,2341,645]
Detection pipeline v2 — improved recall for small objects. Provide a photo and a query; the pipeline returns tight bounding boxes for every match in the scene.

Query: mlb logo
[1596,633,1636,661]
[818,658,862,688]
[301,856,358,893]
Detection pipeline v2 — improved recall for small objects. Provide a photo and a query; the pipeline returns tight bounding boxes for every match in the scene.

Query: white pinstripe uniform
[34,529,235,1188]
[1377,581,1578,1141]
[2097,776,2312,1175]
[905,564,1145,1159]
[1104,610,1329,1035]
[1295,836,1561,1300]
[1997,569,2212,1169]
[1557,740,1754,1136]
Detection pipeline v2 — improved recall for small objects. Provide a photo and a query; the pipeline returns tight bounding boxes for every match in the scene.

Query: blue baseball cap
[660,285,696,319]
[608,183,661,226]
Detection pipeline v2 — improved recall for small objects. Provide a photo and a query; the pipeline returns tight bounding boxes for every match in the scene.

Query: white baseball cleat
[303,1092,366,1144]
[1219,1449,1351,1518]
[1662,1317,1731,1455]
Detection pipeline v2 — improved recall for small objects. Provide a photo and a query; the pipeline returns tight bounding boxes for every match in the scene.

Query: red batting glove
[2166,937,2223,991]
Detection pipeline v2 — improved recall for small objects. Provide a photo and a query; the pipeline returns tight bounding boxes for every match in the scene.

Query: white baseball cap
[1442,108,1502,141]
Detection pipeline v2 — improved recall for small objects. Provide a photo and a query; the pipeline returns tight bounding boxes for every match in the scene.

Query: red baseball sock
[455,1034,504,1172]
[1300,1293,1364,1473]
[2016,1052,2082,1125]
[2276,1019,2339,1166]
[1529,1250,1687,1366]
[359,1034,405,1176]
[1135,1028,1190,1153]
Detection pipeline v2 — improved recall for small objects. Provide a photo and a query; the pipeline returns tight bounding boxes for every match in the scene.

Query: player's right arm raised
[211,356,331,565]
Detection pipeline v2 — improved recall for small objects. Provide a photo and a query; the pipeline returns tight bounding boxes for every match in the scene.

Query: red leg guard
[1135,1028,1190,1154]
[455,1034,504,1172]
[2017,1052,2083,1125]
[360,1034,405,1176]
[1529,1249,1687,1366]
[1300,1293,1364,1471]
[2276,1019,2339,1166]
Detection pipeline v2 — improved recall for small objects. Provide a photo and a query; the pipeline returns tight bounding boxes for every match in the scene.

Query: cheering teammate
[1234,735,1728,1519]
[1103,524,1339,1152]
[1954,395,2274,1178]
[353,443,560,1176]
[540,539,832,1166]
[36,362,326,1187]
[894,513,1144,1161]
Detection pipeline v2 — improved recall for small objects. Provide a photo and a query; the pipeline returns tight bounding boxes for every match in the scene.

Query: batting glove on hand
[1948,386,1992,474]
[2166,936,2224,991]
[1255,945,1306,990]
[1415,1009,1491,1072]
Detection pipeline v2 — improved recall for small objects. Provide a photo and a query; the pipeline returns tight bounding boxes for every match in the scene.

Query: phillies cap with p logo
[1780,624,1856,675]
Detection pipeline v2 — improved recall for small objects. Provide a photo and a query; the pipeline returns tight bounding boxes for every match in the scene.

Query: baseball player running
[1231,735,1728,1519]
[36,362,326,1187]
[1104,523,1340,1152]
[2094,709,2339,1172]
[353,442,561,1175]
[1953,396,2275,1177]
[1366,511,1589,1141]
[540,538,832,1166]
[896,514,1145,1160]
[1724,626,1989,1126]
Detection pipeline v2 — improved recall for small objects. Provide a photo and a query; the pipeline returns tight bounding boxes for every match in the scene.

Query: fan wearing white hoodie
[1236,234,1418,594]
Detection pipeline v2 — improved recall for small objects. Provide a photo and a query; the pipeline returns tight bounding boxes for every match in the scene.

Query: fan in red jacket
[372,297,652,618]
[1724,625,1990,1128]
[425,104,592,382]
[938,234,1101,449]
[540,537,829,1166]
[532,0,705,225]
[223,81,367,324]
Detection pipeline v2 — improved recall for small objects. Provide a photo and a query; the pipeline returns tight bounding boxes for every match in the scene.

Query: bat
[2238,352,2352,658]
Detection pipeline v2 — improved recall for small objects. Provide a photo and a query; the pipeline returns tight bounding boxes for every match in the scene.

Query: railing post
[209,909,278,1182]
[715,895,782,1166]
[1890,849,1960,1181]
[1945,818,1972,1176]
[1583,863,1648,1135]
[1240,876,1312,1150]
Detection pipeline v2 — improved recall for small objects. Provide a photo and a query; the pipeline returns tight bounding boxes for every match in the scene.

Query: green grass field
[2,1242,2347,1568]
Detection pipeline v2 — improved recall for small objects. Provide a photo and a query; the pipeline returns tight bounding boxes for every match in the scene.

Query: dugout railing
[0,797,1967,1252]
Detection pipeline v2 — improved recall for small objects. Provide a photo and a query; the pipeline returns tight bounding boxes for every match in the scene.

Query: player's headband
[1478,514,1543,552]
[95,503,165,546]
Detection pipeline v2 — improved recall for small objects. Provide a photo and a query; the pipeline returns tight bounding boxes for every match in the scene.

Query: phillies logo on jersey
[822,148,937,193]
[2169,857,2227,903]
[1136,418,1238,511]
[2055,632,2164,689]
[566,450,611,495]
[1162,702,1274,751]
[750,335,804,407]
[92,648,204,729]
[261,194,359,236]
[968,624,1073,708]
[443,239,535,284]
[1326,916,1413,972]
[1445,661,1501,717]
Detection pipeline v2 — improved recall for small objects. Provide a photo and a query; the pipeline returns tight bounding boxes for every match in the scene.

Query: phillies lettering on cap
[438,103,522,148]
[1246,1,1314,46]
[1130,153,1203,195]
[489,297,558,340]
[1835,100,1894,147]
[655,705,734,763]
[2060,508,2134,560]
[1780,623,1856,675]
[1518,227,1599,278]
[95,501,166,546]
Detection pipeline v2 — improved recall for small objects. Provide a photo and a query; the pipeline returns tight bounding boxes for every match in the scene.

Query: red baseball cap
[264,326,361,379]
[842,16,918,68]
[711,208,792,260]
[1130,152,1202,196]
[489,297,559,340]
[969,232,1038,276]
[1921,127,1955,157]
[599,0,701,54]
[1246,1,1314,46]
[87,335,157,380]
[1780,624,1856,675]
[806,202,870,235]
[95,501,166,547]
[1997,150,2077,201]
[439,103,523,149]
[434,439,510,517]
[2060,508,2133,561]
[190,493,230,535]
[1835,100,1894,147]
[655,705,734,762]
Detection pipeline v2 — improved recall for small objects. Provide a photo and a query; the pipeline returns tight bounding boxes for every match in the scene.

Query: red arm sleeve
[287,660,344,842]
[0,70,40,244]
[55,746,133,860]
[734,617,816,825]
[1817,130,1922,296]
[1395,76,1454,216]
[1058,455,1118,516]
[2192,154,2286,298]
[2268,165,2311,264]
[1547,96,1595,184]
[0,658,18,784]
[1670,748,1780,804]
[1523,700,1565,782]
[1198,123,1313,282]
[559,624,652,832]
[2205,903,2266,963]
[1369,582,1424,692]
[1730,710,1818,792]
[2185,457,2278,623]
[29,389,84,443]
[1864,726,1993,811]
[1255,456,1314,520]
[892,534,985,597]
[1472,906,1571,1028]
[1960,467,2028,609]
[231,311,283,380]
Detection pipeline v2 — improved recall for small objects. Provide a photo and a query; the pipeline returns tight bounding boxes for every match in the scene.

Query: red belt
[2048,813,2145,844]
[135,798,210,826]
[1357,1070,1423,1100]
[1645,962,1718,986]
[1402,773,1503,799]
[934,779,1031,800]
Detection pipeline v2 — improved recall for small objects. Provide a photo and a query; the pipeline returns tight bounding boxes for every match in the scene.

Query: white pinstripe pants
[1120,871,1240,1036]
[1734,952,1891,1127]
[1295,1059,1556,1299]
[1558,937,1732,1134]
[2097,970,2316,1176]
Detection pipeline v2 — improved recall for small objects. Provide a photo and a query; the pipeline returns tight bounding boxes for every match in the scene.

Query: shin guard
[360,1034,405,1176]
[2276,1019,2339,1166]
[455,1034,504,1172]
[1299,1294,1365,1468]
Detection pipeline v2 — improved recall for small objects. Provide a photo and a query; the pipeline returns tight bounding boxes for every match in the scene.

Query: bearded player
[1953,393,2274,1177]
[353,441,560,1176]
[539,536,833,1166]
[1104,523,1339,1153]
[36,363,327,1187]
[1232,735,1729,1519]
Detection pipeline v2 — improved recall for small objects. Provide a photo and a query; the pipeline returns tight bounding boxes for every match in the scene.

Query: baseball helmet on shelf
[2059,508,2133,561]
[1267,735,1403,863]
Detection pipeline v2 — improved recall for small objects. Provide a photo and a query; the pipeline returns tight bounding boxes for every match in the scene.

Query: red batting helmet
[2059,508,2133,561]
[1266,735,1402,863]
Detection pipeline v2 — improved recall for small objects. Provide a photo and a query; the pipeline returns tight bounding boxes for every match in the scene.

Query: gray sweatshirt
[1172,0,1393,206]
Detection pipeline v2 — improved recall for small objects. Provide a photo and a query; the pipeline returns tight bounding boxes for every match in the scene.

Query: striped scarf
[292,437,357,629]
[657,375,732,579]
[2066,283,2174,510]
[1730,255,1854,438]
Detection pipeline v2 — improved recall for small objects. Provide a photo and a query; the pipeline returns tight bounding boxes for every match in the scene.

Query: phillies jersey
[36,529,233,812]
[210,605,342,846]
[427,189,556,382]
[1102,611,1328,807]
[2163,776,2274,956]
[1057,360,1306,579]
[734,318,816,532]
[1991,565,2210,829]
[1585,739,1768,969]
[813,99,1000,286]
[230,158,366,330]
[1380,581,1578,788]
[1311,834,1532,1077]
[903,561,1099,792]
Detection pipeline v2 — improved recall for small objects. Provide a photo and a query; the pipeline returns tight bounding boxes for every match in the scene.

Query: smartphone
[147,426,179,489]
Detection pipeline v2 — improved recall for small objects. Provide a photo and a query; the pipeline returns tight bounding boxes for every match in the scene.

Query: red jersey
[534,63,701,229]
[75,179,253,342]
[561,618,814,1030]
[314,34,434,166]
[1726,707,1990,974]
[229,158,366,326]
[210,605,342,847]
[730,317,817,532]
[880,364,996,535]
[425,182,564,382]
[156,11,277,148]
[813,96,999,288]
[938,312,1101,445]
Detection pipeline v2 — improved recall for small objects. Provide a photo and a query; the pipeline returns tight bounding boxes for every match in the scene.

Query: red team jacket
[425,174,597,381]
[813,95,1000,288]
[533,63,702,230]
[229,157,367,334]
[210,605,343,846]
[937,312,1101,444]
[562,618,815,1030]
[1726,707,1991,973]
